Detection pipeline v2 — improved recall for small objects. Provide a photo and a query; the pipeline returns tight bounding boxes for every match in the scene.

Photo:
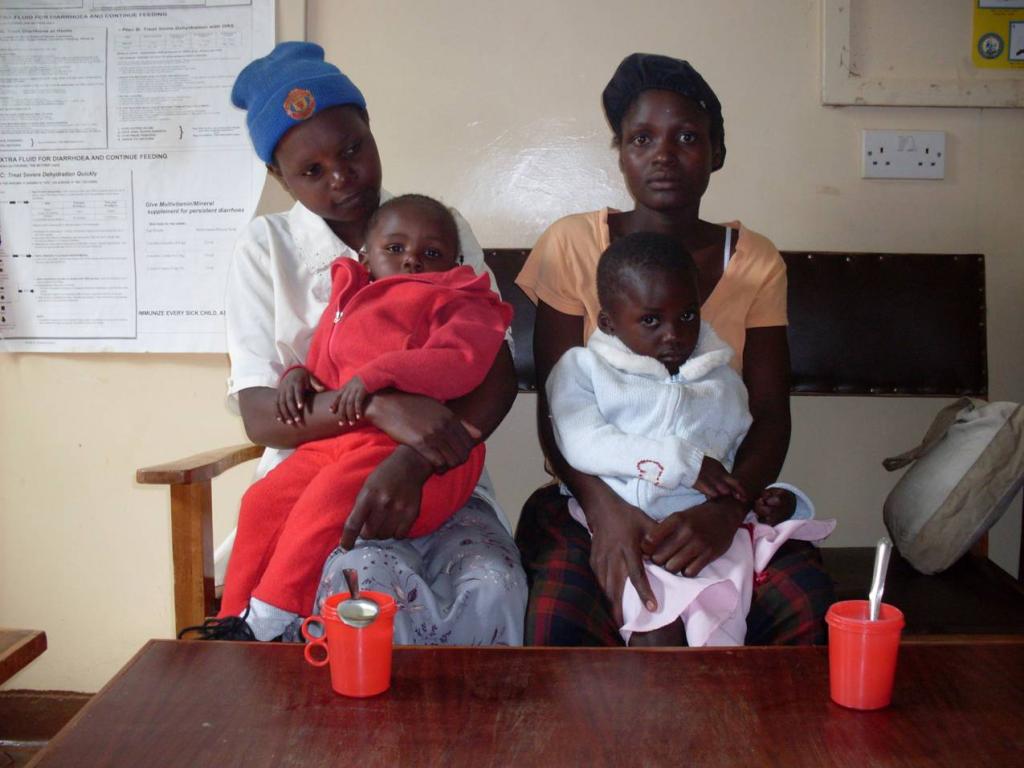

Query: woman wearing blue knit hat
[183,42,526,644]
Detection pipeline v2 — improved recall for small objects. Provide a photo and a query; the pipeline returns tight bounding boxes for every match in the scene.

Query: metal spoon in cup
[868,537,893,621]
[336,568,380,628]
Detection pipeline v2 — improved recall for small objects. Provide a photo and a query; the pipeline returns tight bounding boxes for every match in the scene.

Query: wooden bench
[138,249,1024,637]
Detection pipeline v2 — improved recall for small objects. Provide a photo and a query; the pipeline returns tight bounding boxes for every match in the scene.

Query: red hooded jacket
[305,259,513,400]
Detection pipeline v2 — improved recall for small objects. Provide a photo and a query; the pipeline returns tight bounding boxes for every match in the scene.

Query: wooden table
[29,640,1024,767]
[0,629,47,685]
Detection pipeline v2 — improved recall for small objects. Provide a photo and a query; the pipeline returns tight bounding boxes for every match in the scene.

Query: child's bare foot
[627,620,685,647]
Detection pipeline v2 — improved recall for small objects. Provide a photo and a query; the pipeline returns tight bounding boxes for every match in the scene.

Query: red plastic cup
[826,599,905,710]
[301,590,397,697]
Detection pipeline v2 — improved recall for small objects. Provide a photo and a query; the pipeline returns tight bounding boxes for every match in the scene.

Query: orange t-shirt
[515,209,788,372]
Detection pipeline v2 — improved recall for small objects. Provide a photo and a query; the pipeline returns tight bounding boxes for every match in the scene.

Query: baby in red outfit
[218,194,512,639]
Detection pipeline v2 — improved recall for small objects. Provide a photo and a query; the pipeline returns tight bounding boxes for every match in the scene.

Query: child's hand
[694,456,748,503]
[276,366,325,426]
[754,487,797,525]
[330,376,368,426]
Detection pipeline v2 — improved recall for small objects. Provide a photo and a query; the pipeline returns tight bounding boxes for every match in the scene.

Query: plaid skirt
[515,484,835,646]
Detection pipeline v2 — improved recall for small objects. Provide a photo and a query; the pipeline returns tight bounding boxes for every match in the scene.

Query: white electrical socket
[862,130,946,180]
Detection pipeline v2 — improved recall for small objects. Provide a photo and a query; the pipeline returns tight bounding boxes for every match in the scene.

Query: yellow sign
[973,1,1024,68]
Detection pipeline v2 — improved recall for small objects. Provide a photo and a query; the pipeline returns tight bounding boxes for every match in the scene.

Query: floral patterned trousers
[315,497,528,645]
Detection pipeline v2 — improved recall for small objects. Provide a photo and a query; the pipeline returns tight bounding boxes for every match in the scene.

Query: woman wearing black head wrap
[514,53,833,647]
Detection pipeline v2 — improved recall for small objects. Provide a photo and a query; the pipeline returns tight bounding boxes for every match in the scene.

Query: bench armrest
[138,442,264,635]
[136,443,265,486]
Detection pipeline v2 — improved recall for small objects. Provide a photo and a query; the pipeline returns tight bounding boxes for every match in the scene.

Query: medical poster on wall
[0,0,274,352]
[973,0,1024,68]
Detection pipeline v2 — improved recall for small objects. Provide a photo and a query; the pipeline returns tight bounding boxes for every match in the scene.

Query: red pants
[219,430,484,617]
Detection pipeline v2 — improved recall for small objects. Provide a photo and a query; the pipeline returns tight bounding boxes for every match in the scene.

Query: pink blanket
[567,500,836,646]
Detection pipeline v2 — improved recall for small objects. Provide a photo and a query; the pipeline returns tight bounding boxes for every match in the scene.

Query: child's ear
[357,246,368,264]
[597,309,615,335]
[711,145,725,172]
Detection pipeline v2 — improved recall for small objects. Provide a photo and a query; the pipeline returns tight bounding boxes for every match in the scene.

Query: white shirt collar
[287,190,396,274]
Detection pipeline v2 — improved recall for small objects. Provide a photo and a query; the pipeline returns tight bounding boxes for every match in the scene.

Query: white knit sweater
[547,323,753,521]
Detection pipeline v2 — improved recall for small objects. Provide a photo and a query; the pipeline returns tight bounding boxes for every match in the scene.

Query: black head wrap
[602,53,725,171]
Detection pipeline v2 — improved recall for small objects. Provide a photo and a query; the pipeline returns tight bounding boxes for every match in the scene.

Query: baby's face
[600,267,701,375]
[361,202,460,279]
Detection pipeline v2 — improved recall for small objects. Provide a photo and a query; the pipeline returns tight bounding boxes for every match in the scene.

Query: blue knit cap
[232,42,367,163]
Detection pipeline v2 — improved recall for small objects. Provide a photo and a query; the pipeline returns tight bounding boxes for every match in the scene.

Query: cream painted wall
[2,0,1021,692]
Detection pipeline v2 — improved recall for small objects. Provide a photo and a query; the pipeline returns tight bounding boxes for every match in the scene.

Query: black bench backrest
[484,249,987,398]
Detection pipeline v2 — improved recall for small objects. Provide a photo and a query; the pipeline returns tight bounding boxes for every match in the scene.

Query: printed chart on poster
[0,0,274,352]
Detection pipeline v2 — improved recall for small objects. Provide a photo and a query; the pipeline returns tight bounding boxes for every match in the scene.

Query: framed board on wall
[821,0,1024,107]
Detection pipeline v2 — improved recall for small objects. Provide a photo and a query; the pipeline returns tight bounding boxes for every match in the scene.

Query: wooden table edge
[24,639,159,768]
[163,640,829,655]
[0,629,47,686]
[901,633,1024,645]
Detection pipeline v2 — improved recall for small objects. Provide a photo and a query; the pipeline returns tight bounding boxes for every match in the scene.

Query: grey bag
[882,398,1024,575]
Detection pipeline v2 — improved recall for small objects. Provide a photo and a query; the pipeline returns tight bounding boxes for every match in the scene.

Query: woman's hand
[339,446,433,550]
[641,496,746,577]
[365,391,477,472]
[276,366,326,426]
[584,493,659,624]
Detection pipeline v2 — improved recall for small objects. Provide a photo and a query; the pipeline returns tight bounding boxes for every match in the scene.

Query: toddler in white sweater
[547,232,834,646]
